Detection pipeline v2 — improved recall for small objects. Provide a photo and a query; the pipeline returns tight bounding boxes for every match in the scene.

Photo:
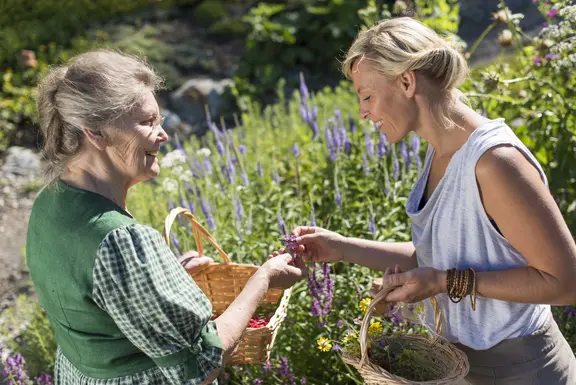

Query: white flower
[160,149,187,169]
[171,165,184,176]
[179,170,193,183]
[196,148,212,157]
[162,178,178,192]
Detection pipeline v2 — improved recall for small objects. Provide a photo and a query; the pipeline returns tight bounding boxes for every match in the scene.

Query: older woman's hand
[383,267,446,303]
[178,251,213,274]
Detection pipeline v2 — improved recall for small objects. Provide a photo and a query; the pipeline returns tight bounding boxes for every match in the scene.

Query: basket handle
[164,207,232,264]
[359,285,443,368]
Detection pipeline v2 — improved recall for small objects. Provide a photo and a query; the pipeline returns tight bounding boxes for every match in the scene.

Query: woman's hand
[291,226,348,263]
[382,267,446,303]
[262,251,308,289]
[178,251,213,274]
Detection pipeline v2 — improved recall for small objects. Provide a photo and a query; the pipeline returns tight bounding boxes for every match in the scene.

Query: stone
[168,77,234,130]
[0,147,41,177]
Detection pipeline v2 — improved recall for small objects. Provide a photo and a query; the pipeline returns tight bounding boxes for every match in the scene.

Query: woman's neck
[61,154,129,210]
[416,100,489,157]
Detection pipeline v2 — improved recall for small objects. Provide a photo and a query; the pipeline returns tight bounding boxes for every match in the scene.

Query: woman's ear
[83,128,107,151]
[399,71,417,98]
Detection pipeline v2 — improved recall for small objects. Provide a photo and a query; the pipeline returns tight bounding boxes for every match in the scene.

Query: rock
[168,77,234,130]
[0,147,41,177]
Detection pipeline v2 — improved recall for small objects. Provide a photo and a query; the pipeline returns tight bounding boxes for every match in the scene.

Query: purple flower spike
[292,142,301,158]
[378,132,387,158]
[547,9,557,18]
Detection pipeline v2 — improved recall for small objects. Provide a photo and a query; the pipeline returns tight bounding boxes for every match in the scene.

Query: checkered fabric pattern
[55,224,222,385]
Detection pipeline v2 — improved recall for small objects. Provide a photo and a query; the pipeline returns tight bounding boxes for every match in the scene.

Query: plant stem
[467,23,496,58]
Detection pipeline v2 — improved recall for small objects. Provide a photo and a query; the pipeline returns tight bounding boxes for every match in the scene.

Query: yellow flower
[368,321,383,336]
[342,330,358,344]
[317,336,332,352]
[359,298,372,313]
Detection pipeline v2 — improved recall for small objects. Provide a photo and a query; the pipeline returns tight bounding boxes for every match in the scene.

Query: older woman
[293,17,576,384]
[26,50,306,385]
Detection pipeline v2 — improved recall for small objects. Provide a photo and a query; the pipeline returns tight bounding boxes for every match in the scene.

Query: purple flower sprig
[2,353,28,385]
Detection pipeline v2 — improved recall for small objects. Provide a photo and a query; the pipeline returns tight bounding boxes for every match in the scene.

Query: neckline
[413,118,505,214]
[56,179,134,219]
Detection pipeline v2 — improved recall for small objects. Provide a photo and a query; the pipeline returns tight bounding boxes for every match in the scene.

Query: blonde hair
[36,49,163,182]
[342,17,468,125]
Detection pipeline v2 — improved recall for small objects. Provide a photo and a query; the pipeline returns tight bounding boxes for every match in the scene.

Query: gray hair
[36,49,163,182]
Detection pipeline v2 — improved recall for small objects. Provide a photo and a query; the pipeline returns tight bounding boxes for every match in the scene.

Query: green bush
[208,18,250,39]
[193,0,229,27]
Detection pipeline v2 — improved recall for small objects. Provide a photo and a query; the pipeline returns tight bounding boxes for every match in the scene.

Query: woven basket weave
[164,207,292,365]
[342,284,469,384]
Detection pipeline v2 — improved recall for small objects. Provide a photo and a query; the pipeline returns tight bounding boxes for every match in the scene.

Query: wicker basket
[341,285,469,384]
[164,207,292,365]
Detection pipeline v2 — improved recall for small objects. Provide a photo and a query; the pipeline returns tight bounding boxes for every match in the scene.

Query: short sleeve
[92,224,222,384]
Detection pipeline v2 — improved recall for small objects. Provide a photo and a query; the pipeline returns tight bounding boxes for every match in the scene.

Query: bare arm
[342,239,418,272]
[468,145,576,305]
[213,269,270,363]
[198,270,270,384]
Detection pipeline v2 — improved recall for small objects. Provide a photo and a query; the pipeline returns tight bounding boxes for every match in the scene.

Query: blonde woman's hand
[291,226,348,263]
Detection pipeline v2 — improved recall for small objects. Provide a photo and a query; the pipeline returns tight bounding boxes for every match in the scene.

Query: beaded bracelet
[446,267,477,311]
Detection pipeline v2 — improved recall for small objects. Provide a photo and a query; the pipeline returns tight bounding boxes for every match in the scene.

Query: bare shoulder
[475,144,543,188]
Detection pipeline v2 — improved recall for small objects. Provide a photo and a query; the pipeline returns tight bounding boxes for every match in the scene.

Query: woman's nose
[157,126,169,143]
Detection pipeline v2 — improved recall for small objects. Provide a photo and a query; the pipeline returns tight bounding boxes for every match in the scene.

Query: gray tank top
[406,118,551,350]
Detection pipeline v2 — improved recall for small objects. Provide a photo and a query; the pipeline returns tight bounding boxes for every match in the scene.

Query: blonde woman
[27,50,306,385]
[293,17,576,384]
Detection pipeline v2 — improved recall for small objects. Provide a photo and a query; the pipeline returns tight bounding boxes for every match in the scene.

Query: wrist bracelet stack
[446,267,477,311]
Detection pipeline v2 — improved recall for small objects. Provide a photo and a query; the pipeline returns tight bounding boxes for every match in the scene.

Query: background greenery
[1,0,575,384]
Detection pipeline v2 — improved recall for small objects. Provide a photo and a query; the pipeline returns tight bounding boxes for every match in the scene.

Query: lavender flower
[272,168,280,184]
[278,356,294,380]
[338,125,351,153]
[392,145,400,179]
[369,212,376,236]
[301,377,307,384]
[412,134,421,171]
[209,122,225,155]
[36,374,53,385]
[378,132,387,158]
[564,306,576,316]
[254,379,262,385]
[171,232,181,254]
[334,178,342,208]
[299,73,309,101]
[238,144,247,155]
[3,353,27,385]
[310,206,317,227]
[277,208,287,235]
[197,190,216,230]
[337,319,344,327]
[299,103,310,123]
[263,360,272,371]
[233,195,244,222]
[325,125,337,161]
[349,116,357,134]
[362,153,370,175]
[534,57,543,65]
[202,155,213,175]
[292,142,301,158]
[399,140,410,167]
[241,171,249,187]
[332,344,342,352]
[364,128,374,158]
[257,161,264,177]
